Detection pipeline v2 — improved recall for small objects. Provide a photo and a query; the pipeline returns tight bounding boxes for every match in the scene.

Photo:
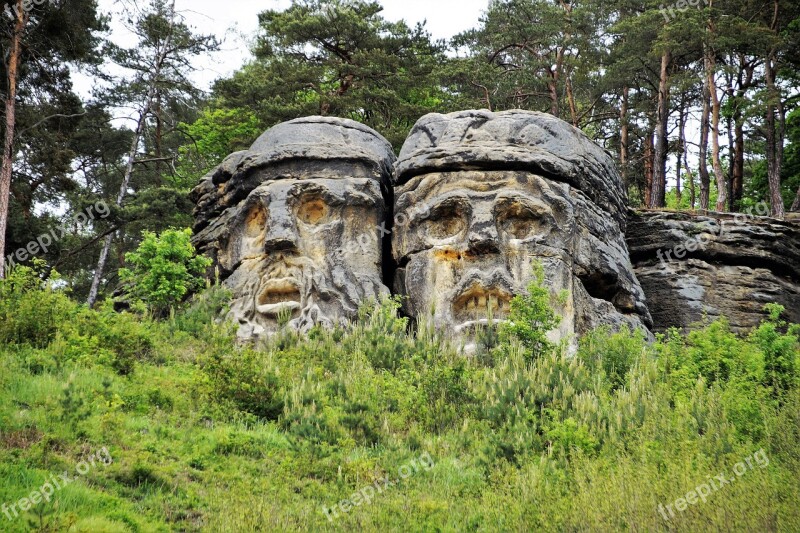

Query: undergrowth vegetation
[0,265,799,531]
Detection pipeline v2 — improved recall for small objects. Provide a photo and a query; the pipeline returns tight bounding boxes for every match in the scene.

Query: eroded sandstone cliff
[627,210,800,333]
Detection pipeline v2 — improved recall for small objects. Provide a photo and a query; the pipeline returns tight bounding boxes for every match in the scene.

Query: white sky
[74,0,489,96]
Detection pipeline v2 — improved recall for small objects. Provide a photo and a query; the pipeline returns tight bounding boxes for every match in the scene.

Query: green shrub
[751,304,800,399]
[169,284,233,340]
[202,346,284,421]
[281,372,341,453]
[89,303,156,374]
[0,264,79,349]
[119,228,212,316]
[578,326,648,391]
[499,263,561,361]
[351,297,411,372]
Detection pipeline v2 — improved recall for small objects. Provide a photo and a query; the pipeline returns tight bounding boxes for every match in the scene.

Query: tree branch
[17,111,87,137]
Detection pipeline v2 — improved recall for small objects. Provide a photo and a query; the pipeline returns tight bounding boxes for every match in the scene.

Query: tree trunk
[650,49,671,208]
[566,74,578,126]
[547,46,565,118]
[791,185,800,212]
[155,88,163,183]
[733,118,745,210]
[725,112,734,211]
[547,77,559,117]
[764,50,785,218]
[87,109,148,307]
[706,48,727,212]
[725,72,735,211]
[699,68,711,211]
[620,86,629,185]
[644,129,654,207]
[0,0,26,279]
[682,97,696,210]
[685,163,696,211]
[677,94,687,208]
[731,53,753,212]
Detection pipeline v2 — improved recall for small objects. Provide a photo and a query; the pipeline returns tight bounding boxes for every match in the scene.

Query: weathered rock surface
[393,110,652,351]
[190,116,395,339]
[627,210,800,333]
[396,109,629,227]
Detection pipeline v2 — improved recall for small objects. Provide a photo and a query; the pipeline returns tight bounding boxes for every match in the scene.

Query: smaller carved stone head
[191,117,395,339]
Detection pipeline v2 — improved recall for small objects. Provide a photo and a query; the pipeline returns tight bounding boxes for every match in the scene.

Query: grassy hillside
[1,265,799,532]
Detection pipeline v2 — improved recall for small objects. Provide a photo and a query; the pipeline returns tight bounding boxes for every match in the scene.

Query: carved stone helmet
[191,116,396,339]
[392,110,652,351]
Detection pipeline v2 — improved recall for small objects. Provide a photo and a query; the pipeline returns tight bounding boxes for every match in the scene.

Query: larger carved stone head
[393,110,652,350]
[191,117,395,339]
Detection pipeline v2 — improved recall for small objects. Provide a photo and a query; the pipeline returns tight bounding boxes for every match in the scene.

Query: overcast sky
[74,0,489,97]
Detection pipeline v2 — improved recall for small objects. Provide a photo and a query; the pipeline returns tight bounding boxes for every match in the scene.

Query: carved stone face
[394,171,577,345]
[393,110,652,350]
[225,170,387,338]
[191,117,395,340]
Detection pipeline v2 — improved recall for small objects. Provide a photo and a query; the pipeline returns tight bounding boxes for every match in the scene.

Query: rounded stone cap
[249,116,395,176]
[395,110,627,226]
[190,116,395,236]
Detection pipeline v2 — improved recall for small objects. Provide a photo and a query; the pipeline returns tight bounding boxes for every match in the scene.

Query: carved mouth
[452,284,513,327]
[256,277,302,317]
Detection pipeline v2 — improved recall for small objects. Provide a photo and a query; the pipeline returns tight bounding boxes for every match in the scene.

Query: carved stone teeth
[478,295,487,308]
[467,299,476,310]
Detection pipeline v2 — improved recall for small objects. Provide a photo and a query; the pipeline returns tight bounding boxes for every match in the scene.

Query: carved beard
[231,250,381,338]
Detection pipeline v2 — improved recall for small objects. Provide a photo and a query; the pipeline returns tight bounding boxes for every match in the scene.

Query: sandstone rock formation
[190,117,395,339]
[392,110,653,351]
[191,111,800,348]
[628,210,800,333]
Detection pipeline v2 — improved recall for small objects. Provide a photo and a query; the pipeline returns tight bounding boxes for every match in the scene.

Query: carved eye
[497,202,545,240]
[426,201,467,240]
[244,205,267,238]
[296,196,330,225]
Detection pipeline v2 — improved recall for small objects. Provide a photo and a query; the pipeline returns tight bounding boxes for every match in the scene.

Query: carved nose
[264,211,298,252]
[467,218,499,254]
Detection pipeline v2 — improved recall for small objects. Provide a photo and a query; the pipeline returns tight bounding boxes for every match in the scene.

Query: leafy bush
[202,346,284,422]
[0,264,79,349]
[168,284,233,339]
[751,304,800,398]
[499,263,561,360]
[119,228,212,316]
[578,326,648,391]
[351,296,411,371]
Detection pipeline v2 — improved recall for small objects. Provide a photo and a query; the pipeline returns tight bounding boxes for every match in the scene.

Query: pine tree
[212,0,447,150]
[0,0,105,278]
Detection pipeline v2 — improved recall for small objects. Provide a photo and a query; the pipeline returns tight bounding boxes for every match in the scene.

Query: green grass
[0,267,799,531]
